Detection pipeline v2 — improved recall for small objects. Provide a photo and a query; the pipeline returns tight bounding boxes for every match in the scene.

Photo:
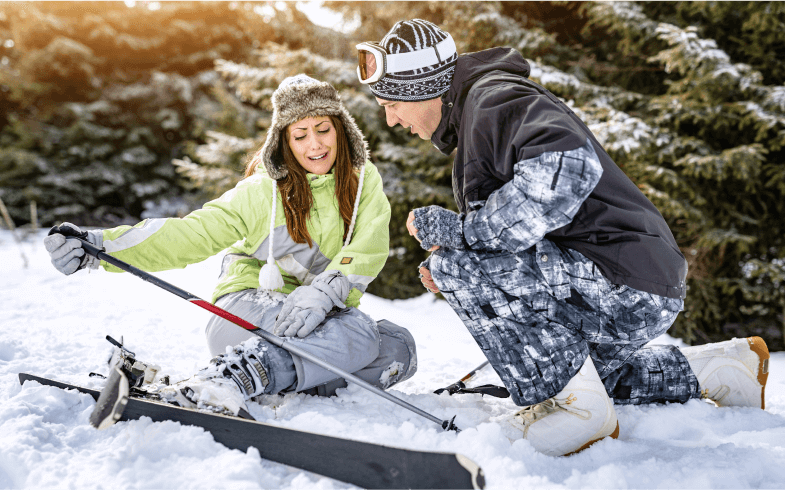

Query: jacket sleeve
[100,180,261,272]
[461,82,604,253]
[324,163,391,306]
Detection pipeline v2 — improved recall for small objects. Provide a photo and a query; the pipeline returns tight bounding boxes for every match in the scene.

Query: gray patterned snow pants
[429,239,701,407]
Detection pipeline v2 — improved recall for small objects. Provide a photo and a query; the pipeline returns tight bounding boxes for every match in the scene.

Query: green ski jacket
[98,162,391,307]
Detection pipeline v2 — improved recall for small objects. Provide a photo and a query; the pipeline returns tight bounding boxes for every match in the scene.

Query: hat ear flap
[259,180,284,291]
[260,114,288,180]
[338,108,369,170]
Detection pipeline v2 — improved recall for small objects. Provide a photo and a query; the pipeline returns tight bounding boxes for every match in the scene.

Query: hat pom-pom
[259,259,284,291]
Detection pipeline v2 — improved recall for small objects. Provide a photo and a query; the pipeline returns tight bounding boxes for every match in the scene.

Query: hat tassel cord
[259,180,285,291]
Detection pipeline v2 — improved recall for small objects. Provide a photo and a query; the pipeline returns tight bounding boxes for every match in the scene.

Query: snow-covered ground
[2,228,785,489]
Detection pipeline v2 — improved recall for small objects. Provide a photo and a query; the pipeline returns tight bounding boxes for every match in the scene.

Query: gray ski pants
[429,239,701,407]
[205,289,417,396]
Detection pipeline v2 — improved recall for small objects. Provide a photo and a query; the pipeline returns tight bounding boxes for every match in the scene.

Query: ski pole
[434,361,510,398]
[65,233,460,432]
[434,361,489,395]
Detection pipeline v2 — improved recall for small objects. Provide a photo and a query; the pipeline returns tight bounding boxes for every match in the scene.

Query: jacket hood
[432,47,531,154]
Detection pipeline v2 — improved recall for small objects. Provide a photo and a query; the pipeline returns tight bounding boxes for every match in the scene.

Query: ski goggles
[355,34,457,85]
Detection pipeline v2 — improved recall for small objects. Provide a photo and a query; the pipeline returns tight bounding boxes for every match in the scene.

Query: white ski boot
[509,357,619,456]
[680,336,769,409]
[154,344,270,416]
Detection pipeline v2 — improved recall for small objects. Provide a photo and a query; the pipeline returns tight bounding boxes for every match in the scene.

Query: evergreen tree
[0,1,270,225]
[3,1,783,349]
[568,2,785,348]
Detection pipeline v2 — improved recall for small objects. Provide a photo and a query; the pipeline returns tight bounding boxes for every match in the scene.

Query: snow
[2,228,785,489]
[528,61,583,92]
[587,110,653,154]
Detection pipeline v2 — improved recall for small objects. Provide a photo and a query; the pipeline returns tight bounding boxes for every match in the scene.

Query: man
[356,19,770,456]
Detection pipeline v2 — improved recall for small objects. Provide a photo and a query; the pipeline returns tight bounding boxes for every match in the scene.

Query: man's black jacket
[431,47,687,300]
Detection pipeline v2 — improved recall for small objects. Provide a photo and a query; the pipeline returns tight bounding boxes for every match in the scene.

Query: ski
[19,372,485,489]
[88,364,130,429]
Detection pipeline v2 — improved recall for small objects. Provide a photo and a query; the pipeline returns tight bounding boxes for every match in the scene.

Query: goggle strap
[385,35,456,74]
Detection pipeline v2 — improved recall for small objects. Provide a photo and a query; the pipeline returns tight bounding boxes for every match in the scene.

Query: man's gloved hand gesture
[273,270,351,338]
[43,223,103,275]
[407,205,466,252]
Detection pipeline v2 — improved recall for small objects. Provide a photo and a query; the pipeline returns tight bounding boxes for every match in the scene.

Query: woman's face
[286,116,338,175]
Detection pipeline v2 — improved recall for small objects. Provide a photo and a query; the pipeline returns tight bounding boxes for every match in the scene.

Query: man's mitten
[412,205,466,251]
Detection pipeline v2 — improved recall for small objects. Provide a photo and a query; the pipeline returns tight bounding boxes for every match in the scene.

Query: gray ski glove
[44,223,103,275]
[273,270,351,338]
[412,205,466,251]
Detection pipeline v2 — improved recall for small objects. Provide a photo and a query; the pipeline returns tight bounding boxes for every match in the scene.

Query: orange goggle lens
[357,50,378,81]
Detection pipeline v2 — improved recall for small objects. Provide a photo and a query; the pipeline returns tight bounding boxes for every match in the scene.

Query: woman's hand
[43,223,102,275]
[273,270,350,338]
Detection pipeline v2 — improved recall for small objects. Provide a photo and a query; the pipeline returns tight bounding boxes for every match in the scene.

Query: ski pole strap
[434,380,465,395]
[455,384,510,398]
[434,381,510,398]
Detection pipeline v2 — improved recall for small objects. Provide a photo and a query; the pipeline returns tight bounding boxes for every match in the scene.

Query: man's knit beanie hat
[257,74,368,180]
[370,19,458,102]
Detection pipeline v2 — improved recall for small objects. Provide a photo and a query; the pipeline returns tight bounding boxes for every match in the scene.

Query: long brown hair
[245,115,359,247]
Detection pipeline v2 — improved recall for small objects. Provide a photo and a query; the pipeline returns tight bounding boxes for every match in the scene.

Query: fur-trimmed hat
[255,75,369,292]
[258,74,368,180]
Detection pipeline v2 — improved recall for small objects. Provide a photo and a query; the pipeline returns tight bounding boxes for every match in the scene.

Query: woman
[44,75,417,412]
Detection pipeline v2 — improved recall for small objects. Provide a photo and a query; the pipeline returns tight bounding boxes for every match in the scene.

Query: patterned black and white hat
[370,19,458,102]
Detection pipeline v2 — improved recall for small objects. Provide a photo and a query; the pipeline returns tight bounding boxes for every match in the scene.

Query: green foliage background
[2,1,784,349]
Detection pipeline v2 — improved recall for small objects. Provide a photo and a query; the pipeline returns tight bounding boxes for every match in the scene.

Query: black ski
[19,372,485,489]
